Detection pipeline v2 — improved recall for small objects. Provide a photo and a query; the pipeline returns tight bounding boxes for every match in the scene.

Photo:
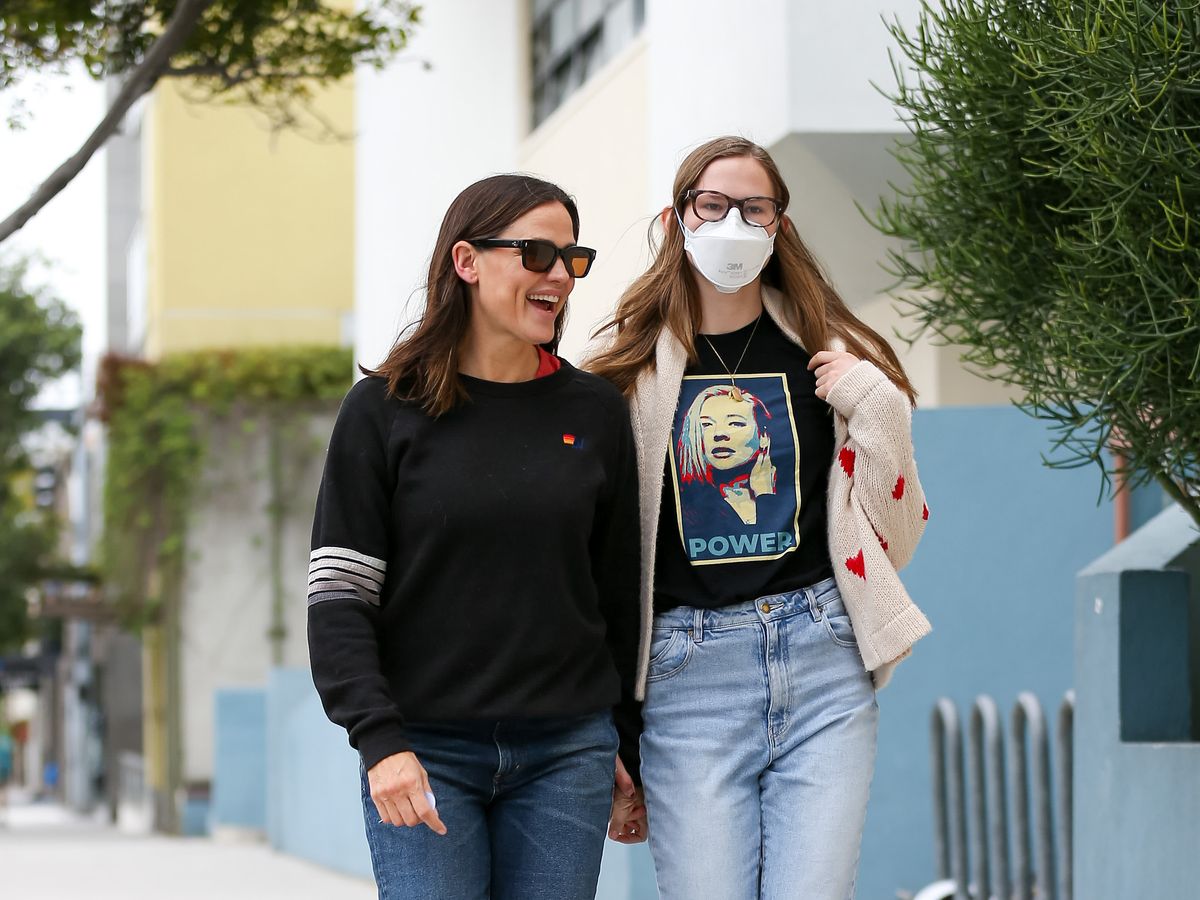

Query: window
[531,0,645,128]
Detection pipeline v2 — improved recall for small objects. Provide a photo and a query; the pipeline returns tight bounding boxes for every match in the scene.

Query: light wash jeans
[641,577,879,900]
[359,713,617,900]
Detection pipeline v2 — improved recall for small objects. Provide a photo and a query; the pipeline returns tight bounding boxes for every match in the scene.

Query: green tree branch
[876,0,1200,528]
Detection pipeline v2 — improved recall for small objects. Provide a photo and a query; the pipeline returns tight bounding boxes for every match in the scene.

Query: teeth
[527,294,561,304]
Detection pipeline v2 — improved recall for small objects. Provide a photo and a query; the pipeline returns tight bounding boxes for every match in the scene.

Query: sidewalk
[0,790,376,899]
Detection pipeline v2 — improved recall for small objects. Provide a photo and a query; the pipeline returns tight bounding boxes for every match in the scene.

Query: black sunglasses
[468,238,597,278]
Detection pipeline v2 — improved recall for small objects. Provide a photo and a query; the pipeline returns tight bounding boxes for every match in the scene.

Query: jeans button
[760,602,771,613]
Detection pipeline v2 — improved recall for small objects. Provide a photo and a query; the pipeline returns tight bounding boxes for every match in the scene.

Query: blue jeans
[360,713,618,900]
[641,578,879,900]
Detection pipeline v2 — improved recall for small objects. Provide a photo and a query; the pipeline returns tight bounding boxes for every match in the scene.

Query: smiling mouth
[527,293,561,312]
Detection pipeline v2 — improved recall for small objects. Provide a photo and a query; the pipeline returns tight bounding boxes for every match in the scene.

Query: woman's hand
[750,433,776,496]
[609,756,648,844]
[367,751,447,835]
[808,350,860,401]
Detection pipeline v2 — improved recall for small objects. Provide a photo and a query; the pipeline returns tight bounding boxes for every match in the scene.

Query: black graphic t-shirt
[654,313,835,612]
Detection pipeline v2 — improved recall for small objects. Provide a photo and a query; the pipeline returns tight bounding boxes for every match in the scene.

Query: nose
[546,254,572,284]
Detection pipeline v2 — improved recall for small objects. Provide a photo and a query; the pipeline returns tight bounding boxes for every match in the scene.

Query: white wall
[354,0,525,371]
[645,0,792,200]
[785,1,927,131]
[180,412,335,781]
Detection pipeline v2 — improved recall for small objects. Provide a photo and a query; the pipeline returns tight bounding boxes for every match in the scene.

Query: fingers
[812,352,857,400]
[608,785,647,843]
[409,792,447,834]
[807,349,837,370]
[414,773,448,835]
[368,751,448,835]
[614,757,636,798]
[398,797,421,828]
[609,809,648,844]
[376,795,404,827]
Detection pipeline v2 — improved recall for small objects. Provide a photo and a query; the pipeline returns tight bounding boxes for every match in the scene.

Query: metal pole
[1057,692,1075,900]
[932,698,970,900]
[971,696,1011,899]
[1012,693,1057,899]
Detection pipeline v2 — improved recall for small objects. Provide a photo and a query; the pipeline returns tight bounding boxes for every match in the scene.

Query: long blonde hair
[587,136,916,404]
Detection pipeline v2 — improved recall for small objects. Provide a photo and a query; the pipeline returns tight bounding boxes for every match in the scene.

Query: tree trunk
[0,0,214,245]
[1154,470,1200,532]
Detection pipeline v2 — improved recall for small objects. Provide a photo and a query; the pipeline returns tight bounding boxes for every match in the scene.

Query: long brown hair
[587,136,916,404]
[365,174,580,416]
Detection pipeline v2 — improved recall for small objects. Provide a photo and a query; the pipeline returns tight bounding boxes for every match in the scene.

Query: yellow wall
[142,77,355,357]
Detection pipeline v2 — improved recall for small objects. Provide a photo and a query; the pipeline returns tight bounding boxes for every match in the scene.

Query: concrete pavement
[0,791,376,899]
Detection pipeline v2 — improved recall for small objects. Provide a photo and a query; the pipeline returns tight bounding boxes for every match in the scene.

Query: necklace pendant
[731,386,743,403]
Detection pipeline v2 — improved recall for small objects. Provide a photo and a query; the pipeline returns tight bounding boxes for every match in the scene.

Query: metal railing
[924,691,1074,900]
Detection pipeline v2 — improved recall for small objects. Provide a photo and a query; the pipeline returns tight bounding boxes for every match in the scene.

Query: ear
[780,215,791,234]
[451,241,479,284]
[659,205,674,231]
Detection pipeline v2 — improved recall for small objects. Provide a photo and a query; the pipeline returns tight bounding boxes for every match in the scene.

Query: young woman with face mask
[308,174,644,900]
[589,137,932,898]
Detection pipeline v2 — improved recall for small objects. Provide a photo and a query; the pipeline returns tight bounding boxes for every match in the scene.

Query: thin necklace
[700,313,762,403]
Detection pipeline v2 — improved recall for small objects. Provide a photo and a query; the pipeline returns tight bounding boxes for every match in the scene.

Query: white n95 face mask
[677,207,776,293]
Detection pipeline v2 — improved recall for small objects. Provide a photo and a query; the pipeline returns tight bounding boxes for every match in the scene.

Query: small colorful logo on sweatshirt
[562,433,581,447]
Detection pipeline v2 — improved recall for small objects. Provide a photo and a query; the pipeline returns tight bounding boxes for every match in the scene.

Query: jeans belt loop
[809,586,823,622]
[692,607,705,644]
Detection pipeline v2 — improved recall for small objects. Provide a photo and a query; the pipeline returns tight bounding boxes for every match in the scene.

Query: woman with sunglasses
[308,173,644,900]
[590,137,931,898]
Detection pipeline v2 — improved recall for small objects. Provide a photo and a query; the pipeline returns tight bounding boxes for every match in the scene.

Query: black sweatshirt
[307,362,643,777]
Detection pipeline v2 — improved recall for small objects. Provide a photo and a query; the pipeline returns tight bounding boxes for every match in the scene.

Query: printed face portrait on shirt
[696,392,762,470]
[679,387,770,482]
[670,375,802,565]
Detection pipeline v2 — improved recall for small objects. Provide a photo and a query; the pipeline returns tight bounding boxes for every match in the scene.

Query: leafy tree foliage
[877,0,1200,526]
[0,1,421,240]
[0,261,81,651]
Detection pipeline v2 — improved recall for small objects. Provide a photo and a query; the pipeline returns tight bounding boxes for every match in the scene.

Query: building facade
[354,0,1015,408]
[103,62,356,832]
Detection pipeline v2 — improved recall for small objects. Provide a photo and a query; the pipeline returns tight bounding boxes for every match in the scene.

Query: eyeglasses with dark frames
[679,189,784,228]
[467,238,597,278]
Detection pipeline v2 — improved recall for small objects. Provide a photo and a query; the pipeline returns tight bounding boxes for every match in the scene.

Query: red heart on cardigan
[873,527,889,552]
[839,447,856,477]
[845,550,866,580]
[892,475,905,500]
[922,503,929,521]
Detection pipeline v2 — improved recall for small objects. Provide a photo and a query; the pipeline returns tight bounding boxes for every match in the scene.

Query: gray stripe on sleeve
[308,547,388,607]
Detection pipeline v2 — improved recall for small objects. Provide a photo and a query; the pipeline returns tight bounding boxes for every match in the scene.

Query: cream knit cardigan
[625,286,931,697]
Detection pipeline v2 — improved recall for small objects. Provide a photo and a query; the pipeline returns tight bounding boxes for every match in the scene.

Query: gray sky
[1,66,106,408]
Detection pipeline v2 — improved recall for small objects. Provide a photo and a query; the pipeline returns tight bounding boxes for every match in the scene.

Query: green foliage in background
[1,1,421,243]
[0,489,57,651]
[1,0,421,130]
[0,260,80,456]
[0,260,81,652]
[96,346,352,628]
[876,0,1200,526]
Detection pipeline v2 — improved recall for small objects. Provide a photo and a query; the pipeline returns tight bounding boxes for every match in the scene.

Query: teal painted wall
[266,668,373,878]
[212,688,267,832]
[856,406,1113,899]
[241,406,1119,897]
[1074,507,1200,900]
